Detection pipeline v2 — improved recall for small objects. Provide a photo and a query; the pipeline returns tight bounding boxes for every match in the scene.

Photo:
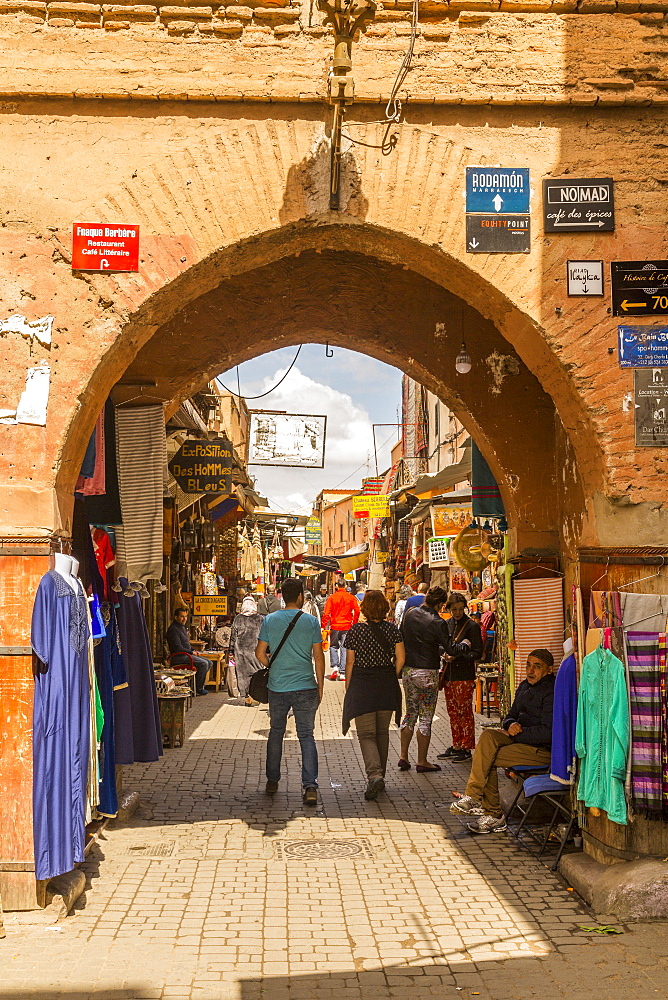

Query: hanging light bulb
[455,342,472,374]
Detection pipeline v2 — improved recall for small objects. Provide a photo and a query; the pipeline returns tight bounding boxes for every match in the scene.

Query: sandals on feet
[416,763,442,773]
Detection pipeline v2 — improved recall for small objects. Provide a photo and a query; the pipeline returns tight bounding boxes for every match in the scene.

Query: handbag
[248,611,304,704]
[439,621,468,690]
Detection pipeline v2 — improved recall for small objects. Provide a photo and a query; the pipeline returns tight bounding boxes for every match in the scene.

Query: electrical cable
[341,0,420,155]
[218,345,303,400]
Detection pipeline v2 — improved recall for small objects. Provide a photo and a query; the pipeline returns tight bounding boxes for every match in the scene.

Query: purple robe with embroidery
[31,570,91,881]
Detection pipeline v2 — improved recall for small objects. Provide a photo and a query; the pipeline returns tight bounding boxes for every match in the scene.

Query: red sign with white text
[72,223,140,272]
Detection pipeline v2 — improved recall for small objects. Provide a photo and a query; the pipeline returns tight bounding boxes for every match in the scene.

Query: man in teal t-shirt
[256,579,325,805]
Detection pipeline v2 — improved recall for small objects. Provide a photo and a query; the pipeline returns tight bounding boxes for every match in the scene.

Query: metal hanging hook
[325,342,334,357]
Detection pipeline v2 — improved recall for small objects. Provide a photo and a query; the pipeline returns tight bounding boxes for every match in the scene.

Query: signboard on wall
[466,167,530,214]
[634,368,668,447]
[567,260,604,297]
[169,437,233,494]
[248,412,327,468]
[611,261,668,317]
[305,518,322,544]
[72,223,140,271]
[543,178,614,232]
[466,215,530,254]
[352,495,390,519]
[193,595,228,616]
[618,326,668,368]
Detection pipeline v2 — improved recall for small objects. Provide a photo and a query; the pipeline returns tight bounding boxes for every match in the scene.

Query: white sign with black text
[566,260,604,297]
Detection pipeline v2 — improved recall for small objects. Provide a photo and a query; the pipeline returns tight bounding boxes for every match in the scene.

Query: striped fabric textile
[626,631,666,819]
[512,577,565,690]
[114,405,166,585]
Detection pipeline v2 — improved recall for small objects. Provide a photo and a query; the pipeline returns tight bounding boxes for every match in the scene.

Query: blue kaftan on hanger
[31,570,91,881]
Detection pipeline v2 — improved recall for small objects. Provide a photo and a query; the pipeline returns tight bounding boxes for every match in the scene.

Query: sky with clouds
[216,345,402,515]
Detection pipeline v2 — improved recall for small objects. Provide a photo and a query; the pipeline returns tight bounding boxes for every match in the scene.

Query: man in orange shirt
[321,578,360,680]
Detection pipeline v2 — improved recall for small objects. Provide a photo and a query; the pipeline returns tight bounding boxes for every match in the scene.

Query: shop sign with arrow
[466,167,530,214]
[618,325,668,368]
[169,437,233,494]
[543,178,614,232]
[611,260,668,317]
[567,260,604,297]
[634,368,668,446]
[466,214,530,254]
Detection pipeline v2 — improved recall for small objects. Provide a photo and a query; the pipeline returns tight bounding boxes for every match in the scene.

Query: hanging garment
[240,525,254,580]
[550,652,578,785]
[471,441,505,518]
[512,577,565,689]
[75,411,106,496]
[94,603,128,817]
[230,608,265,698]
[589,590,622,629]
[79,427,97,479]
[83,592,101,825]
[621,592,668,633]
[114,580,163,765]
[114,404,166,585]
[31,570,91,881]
[84,399,123,525]
[625,631,667,819]
[91,528,115,599]
[576,645,630,826]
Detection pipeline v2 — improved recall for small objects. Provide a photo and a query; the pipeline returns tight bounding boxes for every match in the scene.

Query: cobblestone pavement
[4,684,668,1000]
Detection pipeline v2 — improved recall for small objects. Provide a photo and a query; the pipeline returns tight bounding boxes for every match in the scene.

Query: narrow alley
[3,685,668,1000]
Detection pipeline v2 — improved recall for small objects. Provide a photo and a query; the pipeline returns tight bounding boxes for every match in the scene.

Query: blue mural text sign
[618,326,668,368]
[466,167,530,214]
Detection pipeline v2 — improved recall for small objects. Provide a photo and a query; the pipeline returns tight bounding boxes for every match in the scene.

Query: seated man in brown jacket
[450,648,555,834]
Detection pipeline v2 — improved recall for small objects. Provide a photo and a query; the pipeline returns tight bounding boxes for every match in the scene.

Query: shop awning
[303,541,369,574]
[400,489,473,525]
[391,439,471,502]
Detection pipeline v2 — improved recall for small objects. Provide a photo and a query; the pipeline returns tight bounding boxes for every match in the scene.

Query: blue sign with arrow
[466,166,530,214]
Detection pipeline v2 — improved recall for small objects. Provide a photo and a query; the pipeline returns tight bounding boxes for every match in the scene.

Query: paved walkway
[3,684,668,1000]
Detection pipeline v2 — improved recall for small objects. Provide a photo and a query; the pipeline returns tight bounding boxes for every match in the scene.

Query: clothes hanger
[513,558,564,579]
[116,385,165,407]
[617,556,665,591]
[589,556,610,591]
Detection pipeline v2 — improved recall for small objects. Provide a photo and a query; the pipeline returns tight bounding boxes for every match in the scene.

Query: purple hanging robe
[31,570,91,881]
[114,580,163,764]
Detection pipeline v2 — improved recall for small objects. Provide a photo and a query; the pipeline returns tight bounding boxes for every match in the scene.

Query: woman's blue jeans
[266,688,319,788]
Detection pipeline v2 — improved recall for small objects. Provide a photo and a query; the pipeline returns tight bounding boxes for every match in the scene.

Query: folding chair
[512,775,576,870]
[503,763,550,821]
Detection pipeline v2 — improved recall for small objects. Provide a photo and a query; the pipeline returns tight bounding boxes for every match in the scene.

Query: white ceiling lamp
[455,342,472,374]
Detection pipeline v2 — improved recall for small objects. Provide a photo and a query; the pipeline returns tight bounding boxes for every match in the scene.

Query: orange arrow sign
[621,300,647,311]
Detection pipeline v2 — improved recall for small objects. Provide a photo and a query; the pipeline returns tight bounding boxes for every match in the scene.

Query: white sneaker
[466,814,508,835]
[449,795,484,816]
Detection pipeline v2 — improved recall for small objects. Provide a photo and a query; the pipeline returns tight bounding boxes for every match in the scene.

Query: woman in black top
[438,593,484,762]
[343,591,405,801]
[399,586,450,772]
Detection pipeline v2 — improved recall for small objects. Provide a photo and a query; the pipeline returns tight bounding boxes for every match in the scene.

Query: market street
[3,684,668,1000]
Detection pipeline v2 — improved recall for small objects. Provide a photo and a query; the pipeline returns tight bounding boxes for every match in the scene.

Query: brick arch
[35,121,607,549]
[56,242,586,557]
[69,120,601,492]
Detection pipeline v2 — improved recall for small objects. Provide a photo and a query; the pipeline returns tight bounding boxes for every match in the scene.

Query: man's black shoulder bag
[249,611,304,704]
